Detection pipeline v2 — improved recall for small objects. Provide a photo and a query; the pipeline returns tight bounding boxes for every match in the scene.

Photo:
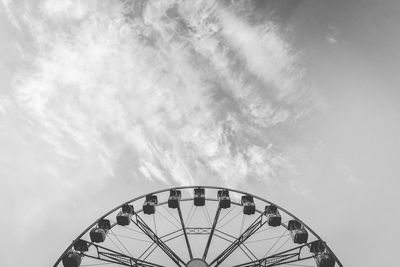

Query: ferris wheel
[54,186,342,267]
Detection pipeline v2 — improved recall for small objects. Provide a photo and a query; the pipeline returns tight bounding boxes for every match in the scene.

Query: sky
[0,0,399,266]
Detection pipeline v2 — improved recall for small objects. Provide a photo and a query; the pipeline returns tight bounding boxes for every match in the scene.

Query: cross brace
[209,213,267,266]
[132,213,186,266]
[233,242,315,267]
[82,241,164,267]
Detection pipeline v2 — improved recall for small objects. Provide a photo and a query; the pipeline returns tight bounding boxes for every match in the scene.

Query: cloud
[326,25,342,44]
[9,0,318,189]
[218,8,298,95]
[0,2,330,266]
[0,3,324,259]
[1,0,22,30]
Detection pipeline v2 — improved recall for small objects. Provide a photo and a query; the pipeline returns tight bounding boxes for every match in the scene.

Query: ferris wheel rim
[54,185,343,267]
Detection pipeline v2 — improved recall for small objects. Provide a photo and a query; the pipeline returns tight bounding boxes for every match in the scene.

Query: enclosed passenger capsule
[310,240,326,254]
[168,189,182,209]
[265,205,281,227]
[62,251,82,267]
[288,220,308,244]
[73,239,89,252]
[143,195,158,214]
[90,219,111,243]
[194,188,205,206]
[316,252,335,267]
[116,204,134,226]
[217,189,231,209]
[241,195,255,215]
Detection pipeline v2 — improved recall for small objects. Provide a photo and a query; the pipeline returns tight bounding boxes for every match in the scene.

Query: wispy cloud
[0,3,323,255]
[0,2,328,266]
[8,0,318,188]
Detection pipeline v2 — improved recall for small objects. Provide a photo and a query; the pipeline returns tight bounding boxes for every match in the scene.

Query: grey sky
[1,1,399,266]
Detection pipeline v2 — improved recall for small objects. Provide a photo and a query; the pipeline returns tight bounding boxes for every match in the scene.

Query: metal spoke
[142,244,158,262]
[203,205,213,226]
[272,235,292,256]
[161,205,182,226]
[217,205,236,225]
[263,229,288,258]
[131,213,186,266]
[245,233,291,245]
[186,206,197,226]
[157,208,181,229]
[209,213,267,266]
[202,205,222,260]
[107,234,126,255]
[109,229,134,258]
[177,201,194,260]
[213,229,258,262]
[184,204,194,225]
[138,229,184,261]
[111,233,153,243]
[82,241,164,267]
[124,225,149,236]
[232,242,315,267]
[217,208,242,230]
[138,242,157,261]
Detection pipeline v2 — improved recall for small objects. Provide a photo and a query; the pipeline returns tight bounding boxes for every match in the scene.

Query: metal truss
[233,242,315,267]
[177,201,193,260]
[81,242,164,267]
[202,206,222,260]
[209,213,267,266]
[131,212,186,266]
[54,186,342,267]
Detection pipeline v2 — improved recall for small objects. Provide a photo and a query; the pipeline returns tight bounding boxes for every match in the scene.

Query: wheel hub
[186,258,209,267]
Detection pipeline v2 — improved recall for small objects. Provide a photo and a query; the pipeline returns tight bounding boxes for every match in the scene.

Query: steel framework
[54,186,343,267]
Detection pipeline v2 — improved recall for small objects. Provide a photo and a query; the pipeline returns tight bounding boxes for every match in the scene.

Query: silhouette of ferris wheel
[55,186,342,267]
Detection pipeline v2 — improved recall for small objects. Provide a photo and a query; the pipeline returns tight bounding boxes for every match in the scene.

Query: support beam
[137,229,183,261]
[232,242,314,267]
[132,213,186,266]
[202,206,222,260]
[209,213,267,266]
[82,241,164,267]
[177,201,193,260]
[186,227,211,234]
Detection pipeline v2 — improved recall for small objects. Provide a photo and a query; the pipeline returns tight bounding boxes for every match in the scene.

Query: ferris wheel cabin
[309,240,335,267]
[168,189,182,209]
[61,251,81,267]
[265,204,282,227]
[116,204,134,226]
[194,187,205,206]
[143,194,158,214]
[217,189,231,209]
[288,219,308,244]
[241,195,256,215]
[73,239,89,252]
[89,219,111,243]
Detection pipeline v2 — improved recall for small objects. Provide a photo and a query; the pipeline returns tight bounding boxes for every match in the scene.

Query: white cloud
[40,0,90,20]
[1,2,322,264]
[326,25,342,44]
[218,8,299,98]
[1,0,21,30]
[8,0,319,190]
